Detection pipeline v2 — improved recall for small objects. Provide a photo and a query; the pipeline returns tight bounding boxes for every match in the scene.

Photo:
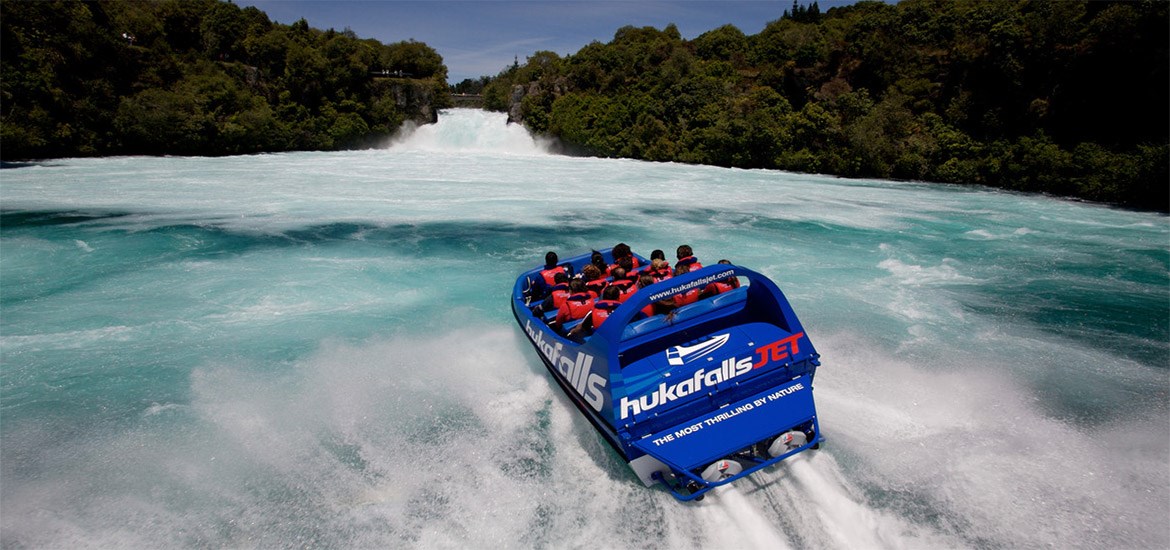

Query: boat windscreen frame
[591,265,803,348]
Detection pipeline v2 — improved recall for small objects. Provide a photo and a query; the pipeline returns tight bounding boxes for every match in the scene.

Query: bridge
[451,93,483,108]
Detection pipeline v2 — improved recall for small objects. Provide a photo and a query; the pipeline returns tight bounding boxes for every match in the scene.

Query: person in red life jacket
[607,266,634,297]
[637,249,670,277]
[530,250,566,301]
[610,255,636,280]
[609,242,641,272]
[675,244,703,271]
[535,272,570,315]
[539,251,566,285]
[568,286,624,340]
[581,264,607,298]
[701,259,741,298]
[553,278,594,330]
[590,285,624,328]
[589,250,610,277]
[633,274,658,316]
[671,264,701,307]
[645,258,672,282]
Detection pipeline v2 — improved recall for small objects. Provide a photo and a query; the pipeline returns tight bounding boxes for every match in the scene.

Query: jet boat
[512,248,823,501]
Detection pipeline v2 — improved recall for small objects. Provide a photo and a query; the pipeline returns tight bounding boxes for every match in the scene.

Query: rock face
[507,84,526,124]
[505,77,571,126]
[380,79,440,125]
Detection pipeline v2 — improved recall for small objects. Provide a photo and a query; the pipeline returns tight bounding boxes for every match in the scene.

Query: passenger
[639,249,670,276]
[607,266,634,296]
[590,285,624,328]
[581,264,607,298]
[646,258,672,282]
[633,274,656,312]
[539,251,566,285]
[610,255,636,278]
[567,286,624,340]
[554,278,595,329]
[702,259,740,298]
[529,251,565,301]
[610,242,641,271]
[535,272,570,314]
[675,244,703,271]
[672,264,701,307]
[590,250,610,277]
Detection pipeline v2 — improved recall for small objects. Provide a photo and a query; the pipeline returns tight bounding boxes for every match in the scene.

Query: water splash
[388,109,550,155]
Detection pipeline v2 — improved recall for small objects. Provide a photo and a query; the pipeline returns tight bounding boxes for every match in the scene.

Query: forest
[1,0,450,158]
[2,1,1166,210]
[483,0,1168,211]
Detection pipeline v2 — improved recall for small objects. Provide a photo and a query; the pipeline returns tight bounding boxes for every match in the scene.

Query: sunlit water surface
[1,109,1167,548]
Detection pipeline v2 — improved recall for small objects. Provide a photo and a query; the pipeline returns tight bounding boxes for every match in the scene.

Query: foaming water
[389,109,550,155]
[1,110,1167,548]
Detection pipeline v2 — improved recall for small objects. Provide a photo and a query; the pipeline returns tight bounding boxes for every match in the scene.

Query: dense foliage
[484,0,1168,210]
[1,0,450,158]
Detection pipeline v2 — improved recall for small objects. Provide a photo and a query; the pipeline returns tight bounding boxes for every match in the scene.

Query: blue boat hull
[512,249,824,500]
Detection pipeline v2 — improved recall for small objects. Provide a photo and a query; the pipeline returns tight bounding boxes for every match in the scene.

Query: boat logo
[666,333,730,366]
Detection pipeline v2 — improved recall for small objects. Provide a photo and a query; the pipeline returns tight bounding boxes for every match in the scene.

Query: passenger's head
[553,272,569,284]
[582,264,601,281]
[545,251,558,267]
[612,243,631,260]
[602,286,621,300]
[569,278,586,293]
[650,249,666,262]
[590,250,607,271]
[651,258,667,271]
[617,256,633,272]
[674,264,691,277]
[718,259,731,265]
[638,274,654,288]
[611,267,627,280]
[677,244,693,260]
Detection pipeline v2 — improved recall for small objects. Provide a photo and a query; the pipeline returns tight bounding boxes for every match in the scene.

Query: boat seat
[621,286,748,340]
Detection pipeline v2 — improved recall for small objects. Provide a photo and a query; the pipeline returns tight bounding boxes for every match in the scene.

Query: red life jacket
[608,278,633,293]
[643,263,672,282]
[608,256,641,274]
[676,256,703,271]
[674,289,700,307]
[704,280,738,296]
[591,300,622,327]
[540,265,566,286]
[548,283,570,310]
[584,278,608,298]
[556,293,595,325]
[619,284,639,303]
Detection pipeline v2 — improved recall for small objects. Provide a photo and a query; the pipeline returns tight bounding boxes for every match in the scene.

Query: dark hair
[569,278,585,292]
[553,272,569,283]
[718,259,731,265]
[590,250,607,272]
[638,274,655,288]
[674,264,691,276]
[677,244,693,259]
[612,243,631,260]
[651,249,666,261]
[545,251,558,267]
[611,267,626,280]
[582,264,601,281]
[602,286,621,300]
[617,256,633,272]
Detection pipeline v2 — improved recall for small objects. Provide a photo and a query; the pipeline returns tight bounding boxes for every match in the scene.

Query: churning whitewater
[1,109,1167,548]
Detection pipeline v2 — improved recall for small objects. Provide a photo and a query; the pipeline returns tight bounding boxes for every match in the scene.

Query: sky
[235,1,862,85]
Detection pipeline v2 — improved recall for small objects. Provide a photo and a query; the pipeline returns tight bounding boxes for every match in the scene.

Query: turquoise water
[2,110,1167,548]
